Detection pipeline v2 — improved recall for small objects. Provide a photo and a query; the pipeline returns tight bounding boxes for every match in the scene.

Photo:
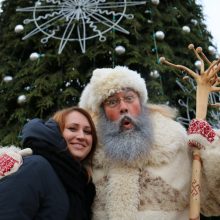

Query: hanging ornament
[14,24,24,33]
[182,26,191,33]
[145,10,151,14]
[191,19,198,26]
[208,46,216,55]
[150,70,160,78]
[194,60,201,69]
[29,52,40,61]
[151,0,160,5]
[17,95,27,104]
[115,45,126,55]
[155,31,165,40]
[65,82,71,87]
[24,86,31,91]
[35,1,42,6]
[3,76,13,83]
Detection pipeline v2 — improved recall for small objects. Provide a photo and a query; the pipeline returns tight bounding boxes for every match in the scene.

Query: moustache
[118,115,137,131]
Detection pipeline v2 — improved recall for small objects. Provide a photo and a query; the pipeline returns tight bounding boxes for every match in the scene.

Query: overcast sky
[0,0,219,53]
[198,0,220,53]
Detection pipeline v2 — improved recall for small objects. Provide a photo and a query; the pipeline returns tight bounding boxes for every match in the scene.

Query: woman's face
[62,111,93,161]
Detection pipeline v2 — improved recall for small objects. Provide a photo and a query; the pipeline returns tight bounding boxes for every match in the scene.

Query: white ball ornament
[155,31,165,40]
[14,24,24,33]
[115,45,125,55]
[182,26,191,33]
[29,52,40,61]
[151,0,160,5]
[3,76,13,83]
[24,86,31,91]
[35,1,42,6]
[208,46,216,55]
[65,82,71,87]
[150,70,160,78]
[194,60,201,69]
[17,95,27,104]
[191,19,198,26]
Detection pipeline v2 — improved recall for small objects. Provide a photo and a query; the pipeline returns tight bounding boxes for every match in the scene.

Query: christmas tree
[0,0,218,144]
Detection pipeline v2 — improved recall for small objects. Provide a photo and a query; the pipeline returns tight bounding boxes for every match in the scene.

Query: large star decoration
[17,0,146,54]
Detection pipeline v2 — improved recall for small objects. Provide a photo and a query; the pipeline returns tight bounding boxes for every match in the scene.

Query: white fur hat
[79,66,148,114]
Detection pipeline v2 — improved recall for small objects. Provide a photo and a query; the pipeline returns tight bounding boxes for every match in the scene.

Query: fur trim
[147,104,178,119]
[0,145,21,153]
[106,165,140,220]
[19,148,33,156]
[79,66,148,114]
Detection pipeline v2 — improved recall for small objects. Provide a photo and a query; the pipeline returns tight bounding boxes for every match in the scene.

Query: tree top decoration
[160,44,220,220]
[16,0,146,54]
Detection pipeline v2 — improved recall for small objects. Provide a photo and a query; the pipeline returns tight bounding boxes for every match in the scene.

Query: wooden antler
[159,44,220,220]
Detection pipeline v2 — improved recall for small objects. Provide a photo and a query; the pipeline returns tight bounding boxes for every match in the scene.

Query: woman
[0,107,97,220]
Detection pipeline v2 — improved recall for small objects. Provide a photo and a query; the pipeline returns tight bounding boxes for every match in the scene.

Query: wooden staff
[159,44,220,220]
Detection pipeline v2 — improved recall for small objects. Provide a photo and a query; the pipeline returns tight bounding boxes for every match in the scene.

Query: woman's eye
[68,127,77,131]
[84,130,92,135]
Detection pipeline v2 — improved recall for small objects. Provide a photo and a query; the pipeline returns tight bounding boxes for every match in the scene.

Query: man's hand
[187,119,218,149]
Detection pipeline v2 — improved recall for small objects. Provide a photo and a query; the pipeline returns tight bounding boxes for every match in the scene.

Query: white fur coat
[91,107,220,220]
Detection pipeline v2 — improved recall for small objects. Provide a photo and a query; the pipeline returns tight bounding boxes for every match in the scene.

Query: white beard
[97,107,154,164]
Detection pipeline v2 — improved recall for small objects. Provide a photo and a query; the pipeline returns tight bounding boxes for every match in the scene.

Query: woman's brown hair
[52,106,97,170]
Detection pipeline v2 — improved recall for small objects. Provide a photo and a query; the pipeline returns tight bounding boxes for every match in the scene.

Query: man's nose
[119,99,128,114]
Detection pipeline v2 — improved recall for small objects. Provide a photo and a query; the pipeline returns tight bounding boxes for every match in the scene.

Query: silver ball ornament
[65,82,71,87]
[155,31,165,40]
[24,86,31,91]
[208,46,216,55]
[29,52,40,61]
[194,60,201,69]
[151,0,160,5]
[14,24,24,33]
[3,76,13,83]
[150,70,160,78]
[35,1,42,6]
[115,45,126,55]
[191,19,198,26]
[17,95,27,104]
[182,26,191,33]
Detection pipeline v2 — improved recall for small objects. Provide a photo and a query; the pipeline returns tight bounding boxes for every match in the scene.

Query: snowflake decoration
[16,0,146,54]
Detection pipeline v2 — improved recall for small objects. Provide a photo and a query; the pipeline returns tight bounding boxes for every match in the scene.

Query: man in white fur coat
[79,66,220,220]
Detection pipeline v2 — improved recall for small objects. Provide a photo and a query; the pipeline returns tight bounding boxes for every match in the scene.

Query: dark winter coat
[21,118,96,220]
[0,154,69,220]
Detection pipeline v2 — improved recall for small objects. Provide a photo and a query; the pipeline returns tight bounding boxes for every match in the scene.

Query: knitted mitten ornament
[0,147,32,179]
[187,119,218,149]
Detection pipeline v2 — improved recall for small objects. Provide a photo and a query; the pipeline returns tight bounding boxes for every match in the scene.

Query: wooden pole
[159,44,220,220]
[189,84,210,220]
